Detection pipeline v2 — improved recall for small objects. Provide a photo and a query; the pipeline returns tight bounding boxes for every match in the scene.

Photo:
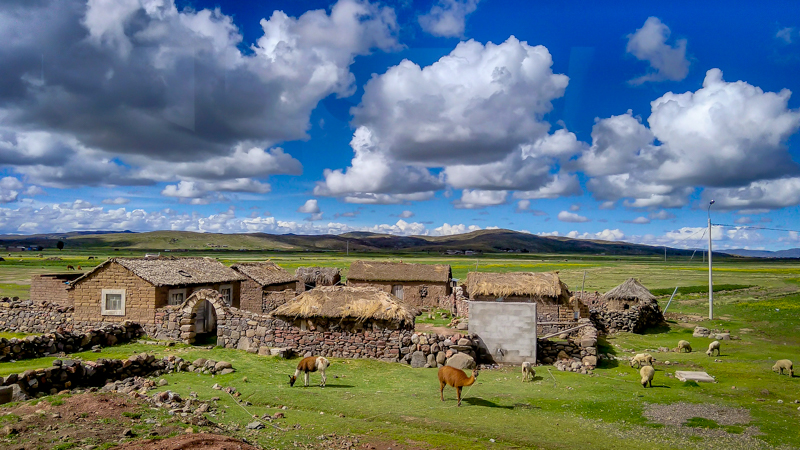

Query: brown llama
[77,265,82,270]
[438,366,478,406]
[66,265,75,270]
[289,356,330,387]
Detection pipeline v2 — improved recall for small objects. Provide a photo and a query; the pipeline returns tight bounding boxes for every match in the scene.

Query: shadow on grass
[317,384,355,389]
[597,336,619,368]
[641,323,672,335]
[462,397,514,409]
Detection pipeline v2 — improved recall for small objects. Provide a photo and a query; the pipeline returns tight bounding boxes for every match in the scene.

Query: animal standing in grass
[438,366,478,406]
[772,359,793,376]
[674,340,692,353]
[640,366,655,388]
[289,356,330,387]
[521,362,535,382]
[706,341,721,356]
[630,353,655,368]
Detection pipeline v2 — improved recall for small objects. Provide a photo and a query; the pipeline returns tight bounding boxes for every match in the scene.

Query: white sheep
[706,341,721,356]
[521,361,535,382]
[772,359,794,376]
[640,365,655,388]
[629,353,655,368]
[674,340,692,353]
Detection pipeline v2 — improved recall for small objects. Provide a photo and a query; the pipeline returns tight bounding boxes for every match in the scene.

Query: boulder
[214,361,232,371]
[693,327,710,338]
[436,351,447,365]
[456,322,469,331]
[445,353,476,371]
[410,351,427,369]
[582,356,598,368]
[557,350,570,360]
[426,354,436,367]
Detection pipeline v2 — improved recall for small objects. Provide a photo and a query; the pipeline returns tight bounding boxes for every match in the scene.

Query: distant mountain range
[722,248,800,258]
[0,228,728,257]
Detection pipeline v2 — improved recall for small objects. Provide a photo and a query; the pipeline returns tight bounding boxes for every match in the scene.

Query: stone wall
[0,298,73,334]
[238,278,263,313]
[30,274,81,307]
[262,289,295,314]
[439,287,469,318]
[348,280,448,310]
[591,299,665,334]
[0,323,143,362]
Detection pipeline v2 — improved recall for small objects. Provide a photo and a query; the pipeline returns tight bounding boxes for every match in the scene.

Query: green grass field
[1,250,799,448]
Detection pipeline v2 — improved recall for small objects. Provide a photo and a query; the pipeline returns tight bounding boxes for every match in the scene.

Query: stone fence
[590,300,665,334]
[0,323,143,362]
[0,298,74,334]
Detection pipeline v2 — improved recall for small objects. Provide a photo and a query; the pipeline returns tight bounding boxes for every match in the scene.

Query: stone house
[295,266,341,292]
[346,260,451,310]
[68,257,245,332]
[600,278,656,311]
[230,261,297,314]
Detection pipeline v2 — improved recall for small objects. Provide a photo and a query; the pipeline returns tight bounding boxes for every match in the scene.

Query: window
[219,284,232,306]
[168,288,187,306]
[391,284,404,300]
[101,289,125,316]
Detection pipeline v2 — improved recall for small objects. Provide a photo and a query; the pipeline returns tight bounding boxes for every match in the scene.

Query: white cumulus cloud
[626,17,690,84]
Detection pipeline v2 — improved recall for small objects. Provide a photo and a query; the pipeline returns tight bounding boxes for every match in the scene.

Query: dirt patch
[114,433,258,450]
[415,323,464,336]
[643,402,752,426]
[0,393,182,450]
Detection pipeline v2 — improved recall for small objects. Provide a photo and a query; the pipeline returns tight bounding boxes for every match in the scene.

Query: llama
[521,362,535,382]
[66,265,75,270]
[289,356,330,387]
[76,265,82,270]
[438,366,478,406]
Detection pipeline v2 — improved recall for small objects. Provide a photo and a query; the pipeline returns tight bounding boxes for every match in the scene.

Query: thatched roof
[295,267,341,285]
[347,260,451,283]
[231,261,296,286]
[69,257,245,288]
[466,271,570,299]
[272,286,415,324]
[601,278,656,302]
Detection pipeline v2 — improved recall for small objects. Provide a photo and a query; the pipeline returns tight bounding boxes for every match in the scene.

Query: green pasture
[1,251,799,448]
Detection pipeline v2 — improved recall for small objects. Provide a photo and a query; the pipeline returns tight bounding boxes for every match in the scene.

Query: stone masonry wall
[591,300,665,334]
[0,323,143,362]
[30,274,81,307]
[348,280,448,310]
[0,298,74,334]
[262,290,295,314]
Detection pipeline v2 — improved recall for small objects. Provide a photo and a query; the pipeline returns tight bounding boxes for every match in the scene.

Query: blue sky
[1,0,800,250]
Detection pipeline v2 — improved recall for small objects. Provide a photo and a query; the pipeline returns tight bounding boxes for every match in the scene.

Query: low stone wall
[0,323,143,362]
[591,300,665,334]
[0,298,74,334]
[0,353,232,399]
[403,332,482,368]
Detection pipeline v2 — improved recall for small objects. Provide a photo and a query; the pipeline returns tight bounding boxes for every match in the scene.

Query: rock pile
[100,377,218,418]
[0,322,144,362]
[403,333,481,369]
[590,299,665,334]
[693,326,734,340]
[0,353,234,400]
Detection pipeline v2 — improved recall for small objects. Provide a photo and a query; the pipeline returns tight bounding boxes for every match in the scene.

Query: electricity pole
[708,200,715,320]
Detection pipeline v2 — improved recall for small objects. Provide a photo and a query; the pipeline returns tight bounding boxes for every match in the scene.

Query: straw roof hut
[465,271,571,305]
[230,261,296,287]
[601,278,656,311]
[295,267,341,291]
[272,286,415,330]
[347,261,450,283]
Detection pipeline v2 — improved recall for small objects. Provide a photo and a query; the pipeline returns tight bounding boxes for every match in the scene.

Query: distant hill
[0,228,716,257]
[723,248,800,258]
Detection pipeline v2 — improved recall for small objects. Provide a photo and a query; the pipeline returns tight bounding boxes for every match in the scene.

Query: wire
[712,223,800,234]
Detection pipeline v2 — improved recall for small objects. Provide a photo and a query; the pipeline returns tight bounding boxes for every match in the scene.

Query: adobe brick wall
[263,289,294,314]
[239,278,262,313]
[30,274,81,307]
[71,262,159,325]
[347,281,448,310]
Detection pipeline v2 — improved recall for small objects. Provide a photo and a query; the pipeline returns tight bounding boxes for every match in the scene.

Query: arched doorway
[181,289,227,345]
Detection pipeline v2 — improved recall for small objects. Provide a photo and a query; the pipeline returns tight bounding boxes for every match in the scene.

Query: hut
[600,278,657,311]
[295,266,342,292]
[465,271,571,305]
[231,261,297,314]
[346,260,451,309]
[68,257,245,332]
[272,286,415,332]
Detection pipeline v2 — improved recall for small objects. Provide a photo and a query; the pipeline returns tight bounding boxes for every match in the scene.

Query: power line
[713,223,800,234]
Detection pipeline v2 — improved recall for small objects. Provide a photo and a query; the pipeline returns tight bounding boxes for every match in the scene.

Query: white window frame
[168,288,187,306]
[101,289,126,316]
[219,284,233,306]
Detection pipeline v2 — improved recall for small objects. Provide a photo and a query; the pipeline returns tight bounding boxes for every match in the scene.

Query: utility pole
[664,246,667,262]
[346,240,349,257]
[708,200,715,320]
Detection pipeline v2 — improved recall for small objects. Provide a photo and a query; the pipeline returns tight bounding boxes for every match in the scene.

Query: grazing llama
[289,356,330,387]
[66,265,75,270]
[438,366,478,406]
[521,361,535,382]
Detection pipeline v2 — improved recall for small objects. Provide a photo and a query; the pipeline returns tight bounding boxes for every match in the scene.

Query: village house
[346,260,452,310]
[230,261,297,314]
[295,266,341,292]
[600,277,657,311]
[68,257,245,333]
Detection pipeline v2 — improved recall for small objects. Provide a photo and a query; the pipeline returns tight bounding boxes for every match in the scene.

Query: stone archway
[180,289,228,344]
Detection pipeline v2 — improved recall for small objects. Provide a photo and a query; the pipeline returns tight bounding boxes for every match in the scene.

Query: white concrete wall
[469,301,537,364]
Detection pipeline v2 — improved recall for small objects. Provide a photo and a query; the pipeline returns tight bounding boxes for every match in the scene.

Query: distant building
[295,267,342,292]
[230,261,297,314]
[346,260,452,310]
